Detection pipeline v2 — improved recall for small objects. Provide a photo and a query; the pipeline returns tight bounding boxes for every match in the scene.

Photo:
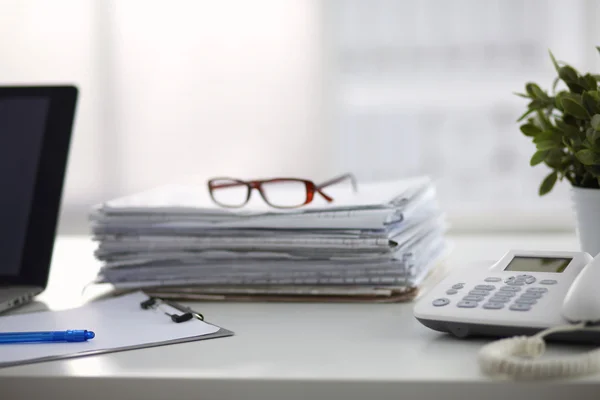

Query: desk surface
[3,233,600,400]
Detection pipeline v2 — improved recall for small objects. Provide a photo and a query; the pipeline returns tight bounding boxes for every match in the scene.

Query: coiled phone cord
[478,323,600,380]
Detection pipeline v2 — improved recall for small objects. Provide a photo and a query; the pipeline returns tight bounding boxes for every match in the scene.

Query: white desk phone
[413,249,600,380]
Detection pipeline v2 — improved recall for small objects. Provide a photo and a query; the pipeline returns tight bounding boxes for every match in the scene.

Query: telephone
[413,249,600,380]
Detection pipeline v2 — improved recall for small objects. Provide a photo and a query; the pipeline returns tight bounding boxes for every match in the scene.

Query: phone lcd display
[504,256,572,273]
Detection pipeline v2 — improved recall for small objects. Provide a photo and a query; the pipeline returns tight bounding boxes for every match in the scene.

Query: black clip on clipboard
[140,296,205,323]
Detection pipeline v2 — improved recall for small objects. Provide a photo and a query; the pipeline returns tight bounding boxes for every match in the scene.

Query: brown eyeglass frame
[207,173,357,209]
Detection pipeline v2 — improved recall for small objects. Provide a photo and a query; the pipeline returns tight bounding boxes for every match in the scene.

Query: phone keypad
[439,279,552,311]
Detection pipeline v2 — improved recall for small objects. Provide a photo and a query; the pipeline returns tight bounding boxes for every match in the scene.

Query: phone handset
[478,253,600,380]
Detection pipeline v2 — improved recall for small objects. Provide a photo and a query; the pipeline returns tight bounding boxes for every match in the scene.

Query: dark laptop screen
[0,98,50,276]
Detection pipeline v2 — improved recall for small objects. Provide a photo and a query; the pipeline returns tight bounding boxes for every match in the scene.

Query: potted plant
[517,47,600,256]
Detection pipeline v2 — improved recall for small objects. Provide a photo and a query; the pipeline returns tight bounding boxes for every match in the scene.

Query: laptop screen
[0,97,49,276]
[0,86,77,287]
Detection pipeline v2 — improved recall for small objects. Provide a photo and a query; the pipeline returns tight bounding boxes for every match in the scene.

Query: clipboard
[0,291,233,369]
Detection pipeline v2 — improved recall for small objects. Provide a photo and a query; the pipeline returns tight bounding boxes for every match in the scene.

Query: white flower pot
[571,186,600,256]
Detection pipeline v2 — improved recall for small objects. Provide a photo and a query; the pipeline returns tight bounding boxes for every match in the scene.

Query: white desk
[2,233,600,399]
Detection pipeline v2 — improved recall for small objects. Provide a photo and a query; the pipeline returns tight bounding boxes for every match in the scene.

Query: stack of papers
[89,176,449,302]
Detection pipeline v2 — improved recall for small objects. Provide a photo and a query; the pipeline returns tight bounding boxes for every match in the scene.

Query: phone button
[509,304,531,311]
[452,283,465,289]
[495,291,515,297]
[526,287,548,293]
[463,295,485,302]
[483,302,504,309]
[484,277,501,282]
[515,298,537,305]
[488,296,510,303]
[520,292,542,299]
[540,279,557,285]
[474,285,496,291]
[433,298,450,307]
[499,286,521,292]
[446,289,458,295]
[468,290,489,296]
[457,301,478,308]
[506,281,525,286]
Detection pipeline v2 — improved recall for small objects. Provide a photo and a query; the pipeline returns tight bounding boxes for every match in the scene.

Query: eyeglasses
[207,173,357,209]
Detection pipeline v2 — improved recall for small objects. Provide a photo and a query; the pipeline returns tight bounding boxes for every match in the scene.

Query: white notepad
[0,291,233,368]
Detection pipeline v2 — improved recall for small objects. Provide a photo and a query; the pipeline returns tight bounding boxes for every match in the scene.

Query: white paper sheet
[98,177,431,213]
[0,292,223,368]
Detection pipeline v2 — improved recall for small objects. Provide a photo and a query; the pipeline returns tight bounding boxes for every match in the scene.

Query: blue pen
[0,330,95,344]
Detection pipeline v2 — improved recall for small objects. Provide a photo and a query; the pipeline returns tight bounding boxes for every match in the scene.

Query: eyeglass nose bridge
[248,181,262,190]
[246,181,267,204]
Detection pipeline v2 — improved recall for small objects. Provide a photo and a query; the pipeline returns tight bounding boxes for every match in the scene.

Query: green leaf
[562,97,590,119]
[563,114,578,126]
[545,149,564,168]
[513,92,530,98]
[552,76,561,93]
[559,65,579,83]
[516,108,536,122]
[583,92,600,115]
[549,50,560,72]
[583,74,598,91]
[556,119,581,139]
[597,46,600,56]
[576,149,600,165]
[525,83,545,98]
[536,140,560,151]
[533,131,560,144]
[535,110,552,130]
[592,114,600,131]
[585,165,600,177]
[532,84,549,100]
[588,90,600,101]
[563,137,575,152]
[555,92,565,110]
[566,82,587,94]
[520,123,542,137]
[539,171,558,196]
[530,150,548,166]
[586,128,600,144]
[527,99,546,110]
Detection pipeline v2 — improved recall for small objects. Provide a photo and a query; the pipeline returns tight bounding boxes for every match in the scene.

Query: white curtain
[1,0,598,233]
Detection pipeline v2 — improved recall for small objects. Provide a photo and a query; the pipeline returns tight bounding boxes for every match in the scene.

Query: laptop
[0,86,78,313]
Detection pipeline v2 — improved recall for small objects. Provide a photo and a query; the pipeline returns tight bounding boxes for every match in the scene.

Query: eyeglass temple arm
[316,173,358,192]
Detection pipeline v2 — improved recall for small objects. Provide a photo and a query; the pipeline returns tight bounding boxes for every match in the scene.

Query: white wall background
[1,0,599,234]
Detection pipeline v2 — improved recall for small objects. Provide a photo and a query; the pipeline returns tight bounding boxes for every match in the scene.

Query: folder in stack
[89,176,449,302]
